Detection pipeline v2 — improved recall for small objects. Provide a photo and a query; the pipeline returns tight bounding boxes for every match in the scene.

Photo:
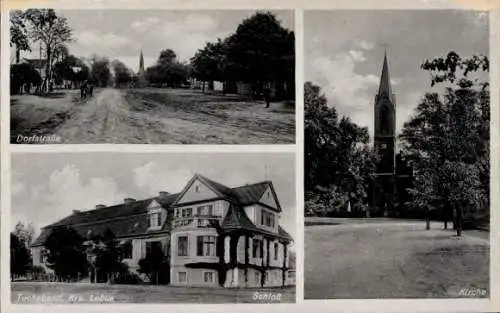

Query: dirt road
[11,88,295,144]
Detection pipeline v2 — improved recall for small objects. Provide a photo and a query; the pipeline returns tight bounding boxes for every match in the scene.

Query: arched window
[380,105,391,134]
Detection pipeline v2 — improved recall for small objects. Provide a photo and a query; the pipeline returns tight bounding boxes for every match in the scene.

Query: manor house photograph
[31,174,294,288]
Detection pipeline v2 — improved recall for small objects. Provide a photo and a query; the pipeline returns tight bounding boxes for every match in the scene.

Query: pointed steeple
[378,50,392,97]
[139,50,144,74]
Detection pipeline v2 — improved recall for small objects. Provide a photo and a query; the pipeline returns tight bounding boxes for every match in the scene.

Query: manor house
[31,174,294,288]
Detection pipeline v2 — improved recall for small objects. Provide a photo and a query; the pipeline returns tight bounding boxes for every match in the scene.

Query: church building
[137,50,147,87]
[370,52,413,217]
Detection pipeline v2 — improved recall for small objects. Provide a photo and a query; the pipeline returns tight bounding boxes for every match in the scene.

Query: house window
[197,205,213,216]
[149,212,161,228]
[181,208,192,217]
[252,238,262,258]
[178,272,187,283]
[146,241,162,256]
[204,271,214,283]
[261,211,275,228]
[274,243,279,260]
[177,236,188,256]
[39,250,46,264]
[122,241,133,259]
[195,185,200,193]
[255,272,260,283]
[197,236,216,256]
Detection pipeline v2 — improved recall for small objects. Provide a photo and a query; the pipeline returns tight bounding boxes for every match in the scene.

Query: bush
[113,271,143,285]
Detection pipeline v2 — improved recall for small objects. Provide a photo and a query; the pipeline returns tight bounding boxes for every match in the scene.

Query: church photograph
[304,10,490,299]
[9,9,295,144]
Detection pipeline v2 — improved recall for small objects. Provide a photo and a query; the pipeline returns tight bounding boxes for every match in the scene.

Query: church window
[380,106,391,134]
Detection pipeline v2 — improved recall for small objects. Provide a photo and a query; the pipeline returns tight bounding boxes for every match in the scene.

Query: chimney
[95,204,106,209]
[159,191,169,198]
[72,210,81,214]
[124,198,136,204]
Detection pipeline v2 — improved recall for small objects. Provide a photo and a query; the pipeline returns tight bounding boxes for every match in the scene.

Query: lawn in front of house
[12,281,295,303]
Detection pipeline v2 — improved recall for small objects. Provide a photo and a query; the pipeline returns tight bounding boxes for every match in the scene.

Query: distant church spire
[139,50,144,74]
[378,50,392,97]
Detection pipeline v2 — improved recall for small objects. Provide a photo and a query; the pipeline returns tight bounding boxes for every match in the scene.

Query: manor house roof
[32,176,292,246]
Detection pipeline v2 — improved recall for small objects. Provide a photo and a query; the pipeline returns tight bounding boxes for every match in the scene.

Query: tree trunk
[425,210,431,230]
[456,207,463,237]
[15,46,20,64]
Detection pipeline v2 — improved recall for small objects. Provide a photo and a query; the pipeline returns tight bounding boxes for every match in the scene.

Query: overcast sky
[12,152,296,248]
[305,10,489,139]
[16,10,294,73]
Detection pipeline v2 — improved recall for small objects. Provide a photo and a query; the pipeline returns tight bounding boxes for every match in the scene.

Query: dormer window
[261,210,275,228]
[149,213,161,227]
[148,207,164,229]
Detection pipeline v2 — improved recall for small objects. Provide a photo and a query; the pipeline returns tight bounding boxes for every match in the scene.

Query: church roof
[378,52,392,97]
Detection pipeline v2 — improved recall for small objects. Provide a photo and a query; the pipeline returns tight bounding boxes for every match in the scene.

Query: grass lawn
[305,219,489,299]
[12,282,295,304]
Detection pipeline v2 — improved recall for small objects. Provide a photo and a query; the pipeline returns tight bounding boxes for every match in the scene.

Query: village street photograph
[9,9,295,144]
[10,152,296,303]
[304,10,490,299]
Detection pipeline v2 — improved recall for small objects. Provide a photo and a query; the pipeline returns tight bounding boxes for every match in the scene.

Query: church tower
[138,50,146,87]
[373,51,396,215]
[139,50,145,75]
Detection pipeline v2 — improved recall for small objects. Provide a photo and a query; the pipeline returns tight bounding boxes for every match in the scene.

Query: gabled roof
[221,204,293,242]
[231,181,269,205]
[197,174,239,202]
[32,194,178,247]
[221,203,259,232]
[32,175,290,247]
[232,181,282,212]
[173,174,281,211]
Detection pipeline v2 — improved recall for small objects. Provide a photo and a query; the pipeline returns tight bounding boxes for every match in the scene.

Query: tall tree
[10,10,31,64]
[13,221,35,248]
[224,11,294,92]
[44,226,87,281]
[400,52,489,235]
[10,232,33,279]
[90,55,111,87]
[190,39,228,93]
[23,9,73,92]
[146,49,188,88]
[304,82,376,217]
[112,59,132,87]
[137,243,170,284]
[93,229,126,283]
